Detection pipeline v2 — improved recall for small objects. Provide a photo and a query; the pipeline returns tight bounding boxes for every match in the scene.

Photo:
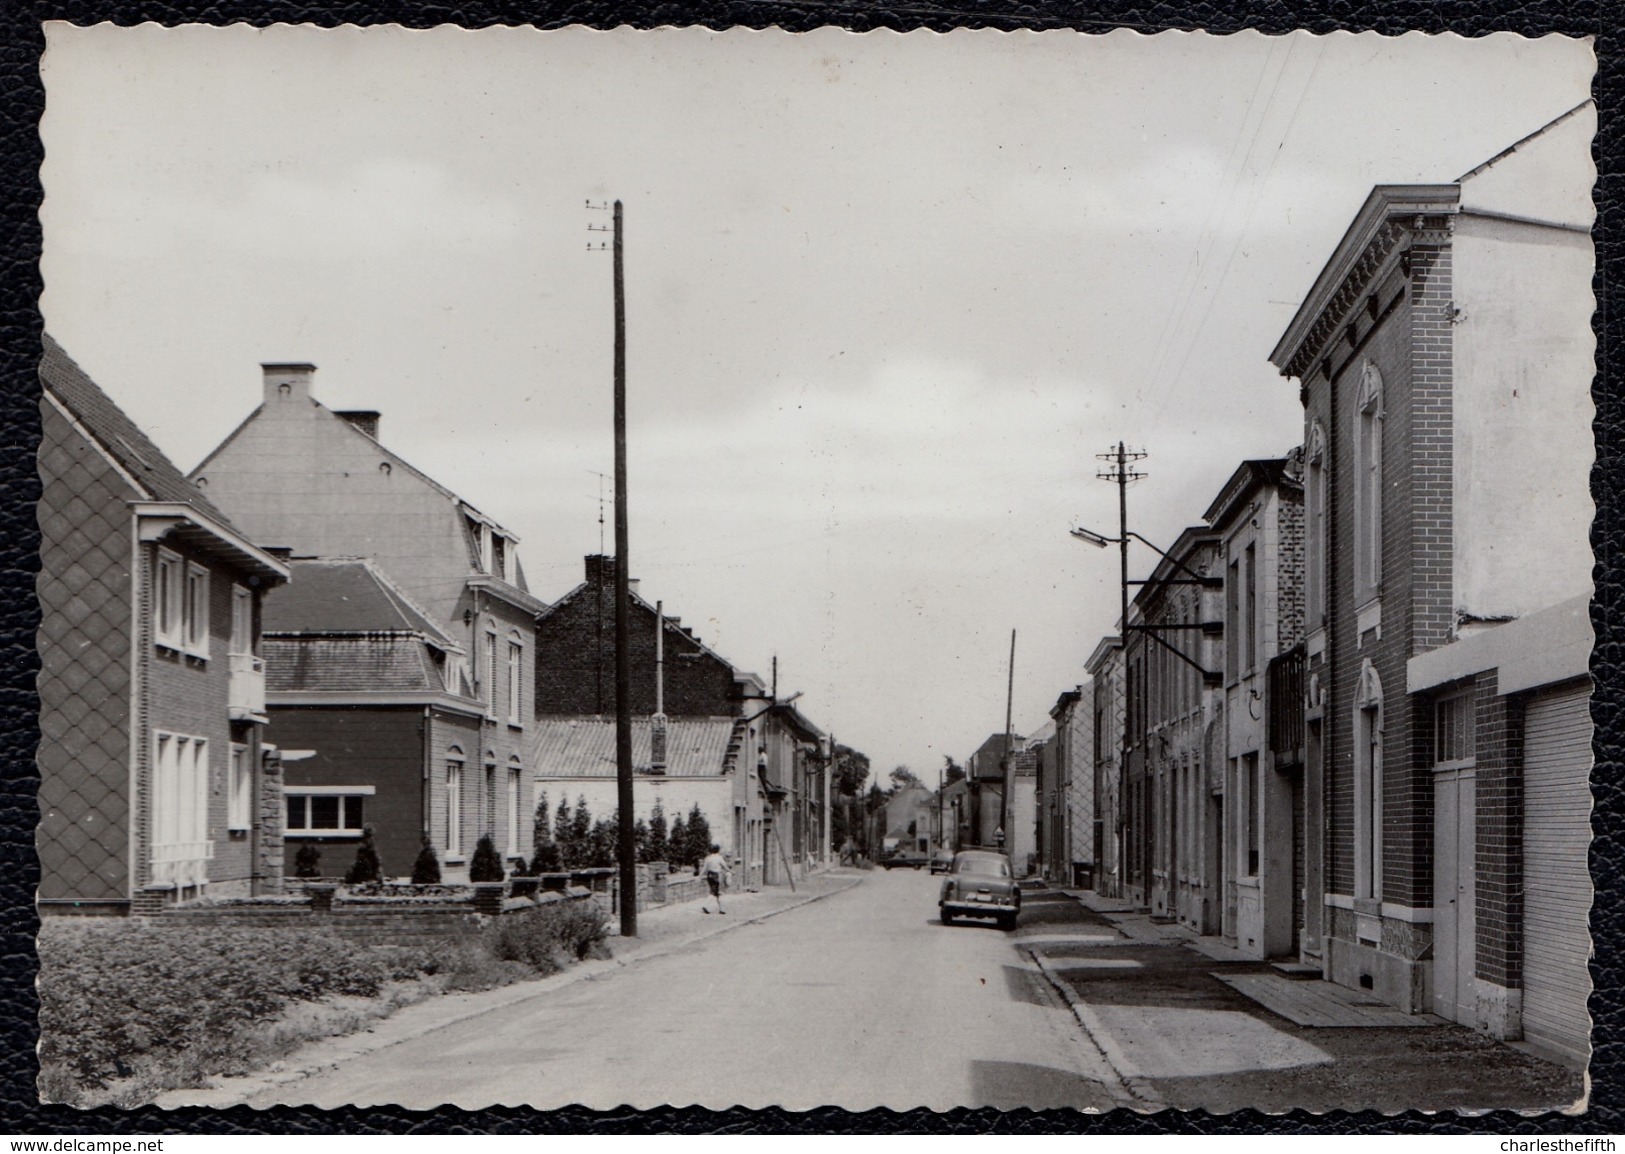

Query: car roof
[955,850,1009,862]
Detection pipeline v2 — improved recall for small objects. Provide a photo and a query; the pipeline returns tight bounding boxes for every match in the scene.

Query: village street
[183,871,1587,1116]
[227,870,1122,1113]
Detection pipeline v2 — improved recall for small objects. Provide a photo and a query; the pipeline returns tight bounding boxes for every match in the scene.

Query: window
[1244,542,1258,674]
[155,548,183,649]
[1225,562,1239,681]
[1435,692,1475,766]
[483,760,497,838]
[284,786,373,836]
[153,732,209,853]
[445,757,464,857]
[230,584,253,657]
[1244,752,1260,876]
[482,627,498,714]
[228,743,251,831]
[506,761,522,856]
[1354,362,1384,605]
[1354,659,1384,899]
[507,635,523,725]
[492,535,507,582]
[184,562,210,656]
[1306,423,1327,629]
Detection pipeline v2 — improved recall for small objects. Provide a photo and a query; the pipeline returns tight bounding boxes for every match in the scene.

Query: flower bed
[38,898,610,1107]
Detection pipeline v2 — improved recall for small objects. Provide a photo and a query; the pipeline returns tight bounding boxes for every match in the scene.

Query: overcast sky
[40,25,1593,781]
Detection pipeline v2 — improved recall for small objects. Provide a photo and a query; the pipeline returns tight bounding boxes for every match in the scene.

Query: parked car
[881,848,929,870]
[929,849,955,875]
[939,850,1020,929]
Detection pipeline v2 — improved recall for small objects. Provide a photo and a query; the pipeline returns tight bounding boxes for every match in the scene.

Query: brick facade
[535,555,741,718]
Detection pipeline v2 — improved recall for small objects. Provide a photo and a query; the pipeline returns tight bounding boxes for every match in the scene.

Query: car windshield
[954,854,1011,878]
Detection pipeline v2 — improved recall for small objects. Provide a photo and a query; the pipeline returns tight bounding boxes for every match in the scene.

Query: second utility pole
[613,199,636,938]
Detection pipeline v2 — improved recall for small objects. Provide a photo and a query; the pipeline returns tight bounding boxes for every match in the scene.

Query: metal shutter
[1522,685,1593,1063]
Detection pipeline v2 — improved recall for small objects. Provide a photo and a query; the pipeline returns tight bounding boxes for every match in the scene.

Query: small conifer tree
[531,793,562,872]
[669,814,687,869]
[469,833,506,882]
[685,804,712,870]
[344,826,382,885]
[411,838,442,885]
[648,801,669,864]
[294,843,322,879]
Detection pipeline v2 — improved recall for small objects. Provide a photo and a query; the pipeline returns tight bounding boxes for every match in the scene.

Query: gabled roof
[540,564,744,679]
[41,335,235,519]
[264,635,449,694]
[533,716,738,779]
[263,558,454,641]
[42,336,289,584]
[1203,458,1301,529]
[1456,99,1593,183]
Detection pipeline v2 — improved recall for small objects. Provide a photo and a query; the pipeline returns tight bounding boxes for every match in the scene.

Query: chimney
[335,410,381,439]
[585,554,614,585]
[263,362,317,405]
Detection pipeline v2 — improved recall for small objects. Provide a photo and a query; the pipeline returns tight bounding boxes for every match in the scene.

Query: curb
[1023,945,1163,1109]
[159,872,867,1109]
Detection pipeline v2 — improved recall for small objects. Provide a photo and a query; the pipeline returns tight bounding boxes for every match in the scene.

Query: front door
[1432,768,1477,1024]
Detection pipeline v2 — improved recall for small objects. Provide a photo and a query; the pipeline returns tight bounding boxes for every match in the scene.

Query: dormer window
[492,535,507,583]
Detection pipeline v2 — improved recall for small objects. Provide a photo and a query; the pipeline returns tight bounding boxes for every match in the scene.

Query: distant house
[1085,637,1124,899]
[533,555,830,885]
[38,337,290,912]
[1005,726,1049,877]
[964,732,1020,849]
[1204,457,1305,960]
[260,559,487,879]
[1122,526,1224,928]
[1043,684,1095,887]
[188,362,546,880]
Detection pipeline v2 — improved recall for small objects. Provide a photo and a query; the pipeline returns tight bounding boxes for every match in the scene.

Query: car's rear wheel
[998,913,1016,931]
[941,908,955,925]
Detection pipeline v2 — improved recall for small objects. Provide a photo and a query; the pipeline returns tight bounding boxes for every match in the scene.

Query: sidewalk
[1016,887,1585,1114]
[158,867,867,1109]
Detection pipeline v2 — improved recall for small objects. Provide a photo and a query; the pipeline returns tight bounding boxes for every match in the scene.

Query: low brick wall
[154,884,601,949]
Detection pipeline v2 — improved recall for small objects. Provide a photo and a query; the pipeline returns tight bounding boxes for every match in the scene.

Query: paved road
[259,870,1122,1112]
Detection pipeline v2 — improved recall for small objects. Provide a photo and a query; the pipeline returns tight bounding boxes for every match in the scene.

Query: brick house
[38,337,290,913]
[188,363,547,880]
[1122,527,1224,927]
[1268,102,1594,1045]
[1040,686,1093,885]
[1203,457,1306,959]
[534,555,829,885]
[260,559,489,880]
[1085,637,1124,898]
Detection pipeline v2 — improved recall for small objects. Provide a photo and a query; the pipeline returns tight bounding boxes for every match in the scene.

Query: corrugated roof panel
[533,717,735,778]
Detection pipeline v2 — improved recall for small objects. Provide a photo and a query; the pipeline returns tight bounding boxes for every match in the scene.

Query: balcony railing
[228,651,267,720]
[152,839,214,889]
[1267,643,1306,765]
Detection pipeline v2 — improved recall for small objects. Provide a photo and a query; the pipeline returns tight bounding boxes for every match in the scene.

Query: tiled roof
[40,335,238,522]
[264,635,444,693]
[533,717,737,779]
[263,558,451,641]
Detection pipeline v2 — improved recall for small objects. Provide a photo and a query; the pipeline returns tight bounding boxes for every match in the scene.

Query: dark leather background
[0,0,1616,1134]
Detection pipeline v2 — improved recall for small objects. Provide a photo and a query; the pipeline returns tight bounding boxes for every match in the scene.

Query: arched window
[1306,422,1328,631]
[1354,659,1384,899]
[1353,362,1384,605]
[445,745,466,858]
[506,629,524,726]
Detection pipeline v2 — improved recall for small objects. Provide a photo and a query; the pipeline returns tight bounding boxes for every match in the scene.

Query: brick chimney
[263,362,316,405]
[335,410,381,439]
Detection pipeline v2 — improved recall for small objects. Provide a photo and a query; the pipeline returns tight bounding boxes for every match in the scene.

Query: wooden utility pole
[611,199,636,938]
[1002,628,1016,851]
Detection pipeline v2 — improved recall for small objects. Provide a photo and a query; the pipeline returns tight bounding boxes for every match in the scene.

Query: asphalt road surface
[261,871,1121,1112]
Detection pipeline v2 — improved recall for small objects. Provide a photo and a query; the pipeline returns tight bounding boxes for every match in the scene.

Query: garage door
[1522,685,1592,1063]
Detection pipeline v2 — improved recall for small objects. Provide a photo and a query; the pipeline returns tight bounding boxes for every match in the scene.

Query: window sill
[1306,628,1327,660]
[1355,598,1383,641]
[285,830,364,840]
[444,855,467,865]
[507,722,524,732]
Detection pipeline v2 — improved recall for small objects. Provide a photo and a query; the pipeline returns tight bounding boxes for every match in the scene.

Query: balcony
[1266,643,1306,765]
[228,651,267,721]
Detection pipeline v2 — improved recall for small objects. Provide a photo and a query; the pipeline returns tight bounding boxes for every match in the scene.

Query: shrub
[532,792,562,873]
[411,839,442,885]
[648,802,669,864]
[483,901,609,974]
[668,814,687,869]
[469,833,506,882]
[344,826,382,885]
[684,804,712,869]
[294,844,322,879]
